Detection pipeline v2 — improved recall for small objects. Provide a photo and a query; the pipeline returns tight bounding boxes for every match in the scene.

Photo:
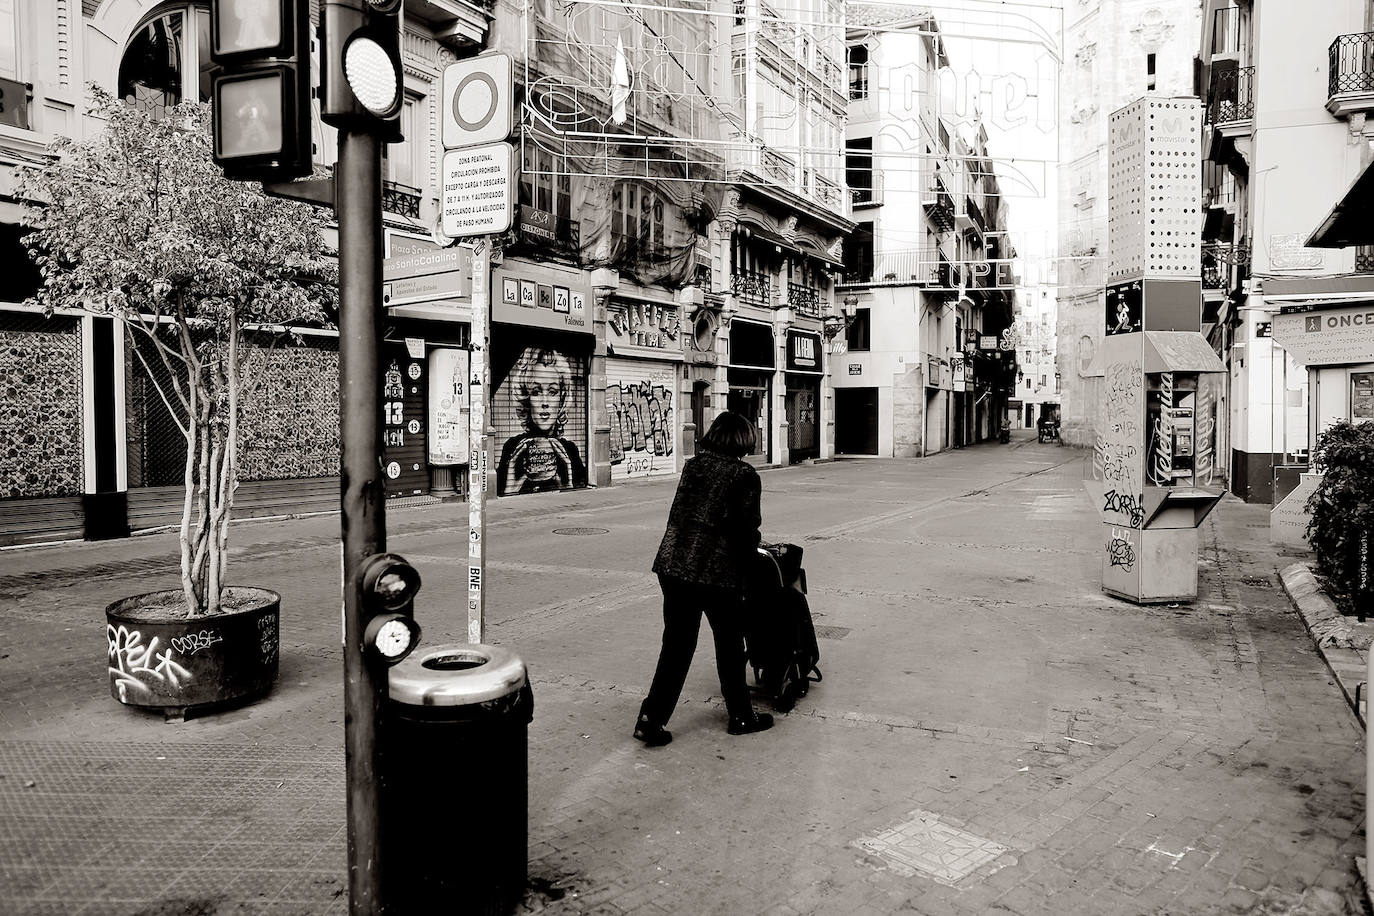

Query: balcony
[1328,32,1374,118]
[838,248,948,287]
[851,170,883,209]
[382,180,422,219]
[922,172,955,232]
[1207,66,1254,135]
[731,270,772,307]
[786,282,822,317]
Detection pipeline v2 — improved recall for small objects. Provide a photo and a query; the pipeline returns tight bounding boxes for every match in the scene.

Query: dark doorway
[691,381,709,447]
[834,387,878,455]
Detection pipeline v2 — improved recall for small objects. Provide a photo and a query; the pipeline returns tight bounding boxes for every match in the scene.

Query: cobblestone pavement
[0,436,1367,915]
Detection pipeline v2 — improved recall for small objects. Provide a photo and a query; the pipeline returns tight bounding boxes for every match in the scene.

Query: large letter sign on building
[1096,97,1225,604]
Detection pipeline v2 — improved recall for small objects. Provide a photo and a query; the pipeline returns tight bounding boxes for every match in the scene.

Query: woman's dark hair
[700,411,757,459]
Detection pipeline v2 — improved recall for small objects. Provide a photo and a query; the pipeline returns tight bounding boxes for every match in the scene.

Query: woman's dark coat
[652,449,762,592]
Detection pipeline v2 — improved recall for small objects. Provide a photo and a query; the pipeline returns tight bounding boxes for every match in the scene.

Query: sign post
[441,51,514,643]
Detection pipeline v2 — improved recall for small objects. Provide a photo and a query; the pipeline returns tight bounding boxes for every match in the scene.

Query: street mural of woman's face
[517,349,570,436]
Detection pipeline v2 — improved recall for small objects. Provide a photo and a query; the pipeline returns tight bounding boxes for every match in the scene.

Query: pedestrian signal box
[209,0,312,181]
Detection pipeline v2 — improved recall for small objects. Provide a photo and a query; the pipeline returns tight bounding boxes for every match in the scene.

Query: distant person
[496,347,587,496]
[634,411,773,746]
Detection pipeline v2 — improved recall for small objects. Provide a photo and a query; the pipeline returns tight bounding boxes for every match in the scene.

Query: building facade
[1197,0,1374,504]
[835,5,1017,457]
[0,0,854,544]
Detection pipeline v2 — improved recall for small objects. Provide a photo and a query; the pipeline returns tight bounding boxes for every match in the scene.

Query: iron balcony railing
[786,282,821,317]
[382,180,422,219]
[1330,32,1374,97]
[1208,66,1255,125]
[851,170,883,207]
[731,270,772,306]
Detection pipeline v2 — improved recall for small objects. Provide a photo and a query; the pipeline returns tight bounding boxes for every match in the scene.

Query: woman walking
[634,411,774,746]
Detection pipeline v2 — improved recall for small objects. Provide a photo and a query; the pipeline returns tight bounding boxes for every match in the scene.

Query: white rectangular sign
[442,143,514,237]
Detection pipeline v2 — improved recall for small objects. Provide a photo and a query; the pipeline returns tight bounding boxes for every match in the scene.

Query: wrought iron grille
[382,181,422,219]
[787,283,821,317]
[1208,66,1255,124]
[731,270,771,306]
[1330,32,1374,96]
[0,310,83,498]
[1356,245,1374,273]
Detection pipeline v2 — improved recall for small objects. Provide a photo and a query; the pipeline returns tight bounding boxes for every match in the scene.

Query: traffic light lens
[374,618,416,659]
[374,569,412,604]
[214,0,283,54]
[343,36,400,116]
[216,73,284,158]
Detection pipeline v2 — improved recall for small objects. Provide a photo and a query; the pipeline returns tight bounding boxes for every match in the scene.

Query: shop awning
[740,220,844,268]
[1306,158,1374,248]
[1142,331,1226,374]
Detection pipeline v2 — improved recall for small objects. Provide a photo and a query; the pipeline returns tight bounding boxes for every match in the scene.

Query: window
[847,136,874,203]
[118,4,218,116]
[0,0,17,81]
[847,43,869,100]
[843,221,874,282]
[1146,52,1157,90]
[611,182,665,254]
[385,96,425,190]
[732,50,748,112]
[520,146,573,222]
[846,307,871,351]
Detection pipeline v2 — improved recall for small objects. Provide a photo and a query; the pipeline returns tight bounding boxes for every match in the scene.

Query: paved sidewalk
[1,438,1369,915]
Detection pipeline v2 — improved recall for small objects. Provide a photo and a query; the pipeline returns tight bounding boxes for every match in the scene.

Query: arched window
[118,4,217,115]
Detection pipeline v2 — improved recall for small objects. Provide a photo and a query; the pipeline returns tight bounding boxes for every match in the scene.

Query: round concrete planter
[106,587,280,715]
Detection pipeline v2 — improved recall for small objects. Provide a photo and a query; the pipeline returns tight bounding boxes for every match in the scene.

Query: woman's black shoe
[633,715,672,747]
[727,712,774,736]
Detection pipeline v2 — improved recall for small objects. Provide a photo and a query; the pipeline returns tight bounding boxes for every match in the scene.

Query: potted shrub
[21,88,337,714]
[1305,419,1374,616]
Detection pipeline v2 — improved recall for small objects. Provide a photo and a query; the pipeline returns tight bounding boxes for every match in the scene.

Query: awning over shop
[1142,331,1226,374]
[739,220,843,268]
[1306,158,1374,248]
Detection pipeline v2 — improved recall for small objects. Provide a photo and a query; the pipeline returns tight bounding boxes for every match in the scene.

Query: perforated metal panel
[1107,97,1202,282]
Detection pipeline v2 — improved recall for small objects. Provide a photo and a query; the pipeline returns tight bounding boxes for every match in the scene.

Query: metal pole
[467,237,490,643]
[336,128,387,916]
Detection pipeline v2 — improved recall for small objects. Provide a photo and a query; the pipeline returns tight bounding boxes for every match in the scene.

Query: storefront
[784,329,822,463]
[382,231,473,500]
[727,318,775,463]
[490,258,595,497]
[605,292,684,482]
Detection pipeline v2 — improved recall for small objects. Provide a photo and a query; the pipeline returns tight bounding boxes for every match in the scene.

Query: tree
[21,87,337,616]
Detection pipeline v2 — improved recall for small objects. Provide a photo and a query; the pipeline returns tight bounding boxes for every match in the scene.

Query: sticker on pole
[442,143,514,237]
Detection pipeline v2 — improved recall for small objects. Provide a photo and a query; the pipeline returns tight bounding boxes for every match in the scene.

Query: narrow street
[1,437,1366,915]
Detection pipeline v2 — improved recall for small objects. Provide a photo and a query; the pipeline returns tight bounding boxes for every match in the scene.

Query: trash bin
[379,643,534,915]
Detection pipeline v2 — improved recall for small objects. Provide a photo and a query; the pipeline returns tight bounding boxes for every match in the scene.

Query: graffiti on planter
[108,625,191,701]
[258,615,278,665]
[169,629,223,656]
[1107,531,1136,570]
[607,378,675,479]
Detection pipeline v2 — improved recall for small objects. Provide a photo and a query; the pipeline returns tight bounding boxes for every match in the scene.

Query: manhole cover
[853,809,1009,885]
[552,527,610,536]
[1240,576,1274,588]
[814,625,851,640]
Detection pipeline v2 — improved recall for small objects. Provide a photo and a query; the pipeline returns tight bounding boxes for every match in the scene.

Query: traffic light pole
[336,127,388,916]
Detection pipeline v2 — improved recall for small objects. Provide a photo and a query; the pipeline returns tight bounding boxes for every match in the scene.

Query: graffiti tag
[169,629,223,656]
[108,625,191,702]
[1107,535,1137,571]
[607,380,674,477]
[257,615,278,665]
[1103,489,1146,528]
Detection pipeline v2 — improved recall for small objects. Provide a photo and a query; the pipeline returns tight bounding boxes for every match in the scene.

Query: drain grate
[552,527,610,536]
[1240,576,1274,589]
[814,625,851,640]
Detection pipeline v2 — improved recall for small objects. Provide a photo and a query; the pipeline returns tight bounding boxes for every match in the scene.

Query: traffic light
[359,553,423,665]
[321,0,404,139]
[209,0,312,180]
